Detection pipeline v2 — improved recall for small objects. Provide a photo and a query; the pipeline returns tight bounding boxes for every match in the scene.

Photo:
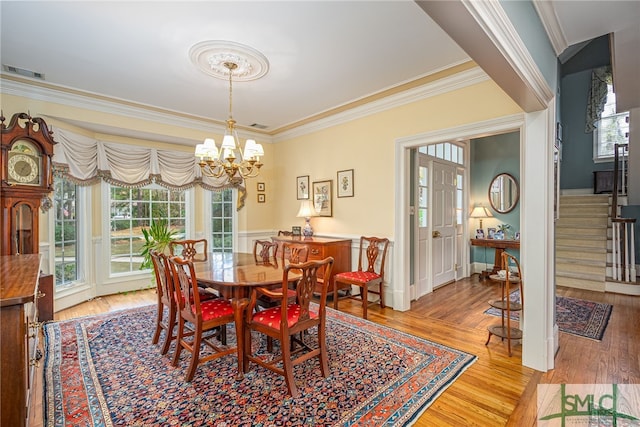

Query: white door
[431,161,456,288]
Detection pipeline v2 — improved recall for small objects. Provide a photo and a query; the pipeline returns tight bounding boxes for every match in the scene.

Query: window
[109,185,186,274]
[421,142,464,165]
[54,178,78,287]
[417,166,428,227]
[210,189,234,252]
[594,84,629,161]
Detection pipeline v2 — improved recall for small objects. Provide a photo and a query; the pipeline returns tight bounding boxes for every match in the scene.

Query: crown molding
[2,66,491,144]
[532,0,567,56]
[0,75,270,142]
[462,0,554,108]
[273,66,489,142]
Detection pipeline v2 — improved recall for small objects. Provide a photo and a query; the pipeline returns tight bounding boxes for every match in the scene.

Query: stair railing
[611,143,636,282]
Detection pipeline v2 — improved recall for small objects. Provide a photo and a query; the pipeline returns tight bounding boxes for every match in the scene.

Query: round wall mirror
[488,173,519,214]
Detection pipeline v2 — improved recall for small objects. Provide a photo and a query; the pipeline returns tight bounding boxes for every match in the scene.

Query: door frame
[394,114,524,312]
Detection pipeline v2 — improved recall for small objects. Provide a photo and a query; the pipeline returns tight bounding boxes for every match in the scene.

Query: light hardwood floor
[30,276,639,426]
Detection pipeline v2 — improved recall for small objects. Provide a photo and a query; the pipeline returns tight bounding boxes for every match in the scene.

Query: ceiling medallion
[189,40,269,82]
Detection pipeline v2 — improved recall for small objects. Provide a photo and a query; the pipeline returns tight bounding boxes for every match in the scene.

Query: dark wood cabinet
[1,254,45,427]
[593,170,626,194]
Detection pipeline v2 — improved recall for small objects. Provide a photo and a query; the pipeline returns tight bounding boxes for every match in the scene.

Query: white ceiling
[1,1,637,139]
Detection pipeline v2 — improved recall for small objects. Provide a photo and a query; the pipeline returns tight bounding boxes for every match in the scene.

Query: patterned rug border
[484,291,613,341]
[44,304,477,426]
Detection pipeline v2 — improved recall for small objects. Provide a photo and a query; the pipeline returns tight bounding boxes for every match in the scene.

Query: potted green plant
[139,218,178,270]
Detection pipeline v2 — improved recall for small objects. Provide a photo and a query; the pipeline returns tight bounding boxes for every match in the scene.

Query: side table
[485,251,523,356]
[470,238,520,280]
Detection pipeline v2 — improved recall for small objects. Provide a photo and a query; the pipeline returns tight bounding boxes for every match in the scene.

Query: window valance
[585,66,612,133]
[51,127,246,209]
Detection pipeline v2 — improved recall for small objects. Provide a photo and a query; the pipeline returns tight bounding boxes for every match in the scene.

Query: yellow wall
[2,73,520,241]
[273,80,521,237]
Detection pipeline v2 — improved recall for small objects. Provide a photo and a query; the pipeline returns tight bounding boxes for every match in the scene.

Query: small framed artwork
[257,182,265,192]
[337,169,354,198]
[475,229,485,239]
[296,175,310,200]
[312,180,333,217]
[291,226,302,237]
[515,232,520,240]
[257,193,266,203]
[487,228,496,239]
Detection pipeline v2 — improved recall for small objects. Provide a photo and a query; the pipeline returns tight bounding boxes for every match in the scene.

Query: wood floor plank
[28,277,639,426]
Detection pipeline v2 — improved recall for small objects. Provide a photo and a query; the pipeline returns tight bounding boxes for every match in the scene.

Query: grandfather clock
[1,112,56,256]
[1,112,56,322]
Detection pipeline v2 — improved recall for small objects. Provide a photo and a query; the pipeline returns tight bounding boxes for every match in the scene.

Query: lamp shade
[470,206,493,219]
[297,200,318,218]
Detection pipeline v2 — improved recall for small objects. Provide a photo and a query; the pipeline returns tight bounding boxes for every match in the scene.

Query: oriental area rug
[484,290,613,341]
[44,305,476,426]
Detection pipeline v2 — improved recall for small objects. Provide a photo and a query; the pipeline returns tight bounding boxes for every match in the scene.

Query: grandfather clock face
[7,139,42,186]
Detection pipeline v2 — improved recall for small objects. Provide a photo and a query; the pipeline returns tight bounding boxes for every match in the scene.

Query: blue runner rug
[484,290,612,340]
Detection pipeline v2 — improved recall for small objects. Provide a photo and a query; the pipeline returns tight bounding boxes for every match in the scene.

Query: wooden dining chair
[277,230,293,236]
[253,239,278,264]
[168,256,238,382]
[486,251,523,356]
[150,249,178,355]
[169,238,208,261]
[333,236,390,319]
[150,250,221,356]
[244,257,334,398]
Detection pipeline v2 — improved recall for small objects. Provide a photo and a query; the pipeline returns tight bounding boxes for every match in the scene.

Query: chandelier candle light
[195,61,264,182]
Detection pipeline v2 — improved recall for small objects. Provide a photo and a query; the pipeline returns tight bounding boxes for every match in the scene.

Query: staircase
[555,194,609,291]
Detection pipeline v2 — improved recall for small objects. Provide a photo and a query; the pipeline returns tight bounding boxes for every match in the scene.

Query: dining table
[192,252,301,380]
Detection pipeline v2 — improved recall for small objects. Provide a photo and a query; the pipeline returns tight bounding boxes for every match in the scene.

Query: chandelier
[195,61,264,181]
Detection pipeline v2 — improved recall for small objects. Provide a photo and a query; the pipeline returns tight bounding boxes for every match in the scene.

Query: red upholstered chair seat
[335,271,381,284]
[252,304,318,328]
[198,298,234,320]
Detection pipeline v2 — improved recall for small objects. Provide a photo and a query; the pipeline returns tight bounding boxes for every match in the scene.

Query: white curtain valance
[51,127,246,208]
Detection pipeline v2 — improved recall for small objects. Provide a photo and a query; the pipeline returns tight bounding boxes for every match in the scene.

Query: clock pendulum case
[1,112,57,256]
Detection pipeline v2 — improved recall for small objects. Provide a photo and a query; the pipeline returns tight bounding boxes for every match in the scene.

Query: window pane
[109,185,185,274]
[54,178,78,287]
[211,189,233,252]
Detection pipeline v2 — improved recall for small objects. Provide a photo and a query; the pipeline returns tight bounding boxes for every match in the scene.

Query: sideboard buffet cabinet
[1,254,50,426]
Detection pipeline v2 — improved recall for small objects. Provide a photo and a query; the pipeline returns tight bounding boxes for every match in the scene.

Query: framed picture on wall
[257,182,265,192]
[312,180,332,217]
[337,169,354,198]
[257,193,266,203]
[297,175,309,200]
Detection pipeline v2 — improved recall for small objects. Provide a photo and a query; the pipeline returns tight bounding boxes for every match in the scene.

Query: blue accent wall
[500,0,557,92]
[470,131,520,265]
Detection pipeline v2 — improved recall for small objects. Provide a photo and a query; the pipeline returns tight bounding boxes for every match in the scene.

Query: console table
[271,236,352,289]
[470,238,520,280]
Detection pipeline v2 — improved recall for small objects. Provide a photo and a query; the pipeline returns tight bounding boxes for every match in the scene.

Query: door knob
[432,230,441,238]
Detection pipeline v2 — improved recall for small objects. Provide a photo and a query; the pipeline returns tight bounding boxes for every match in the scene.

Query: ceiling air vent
[250,123,268,130]
[3,65,45,80]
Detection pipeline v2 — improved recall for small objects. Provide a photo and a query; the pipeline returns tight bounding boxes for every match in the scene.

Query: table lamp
[470,205,493,231]
[296,200,318,238]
